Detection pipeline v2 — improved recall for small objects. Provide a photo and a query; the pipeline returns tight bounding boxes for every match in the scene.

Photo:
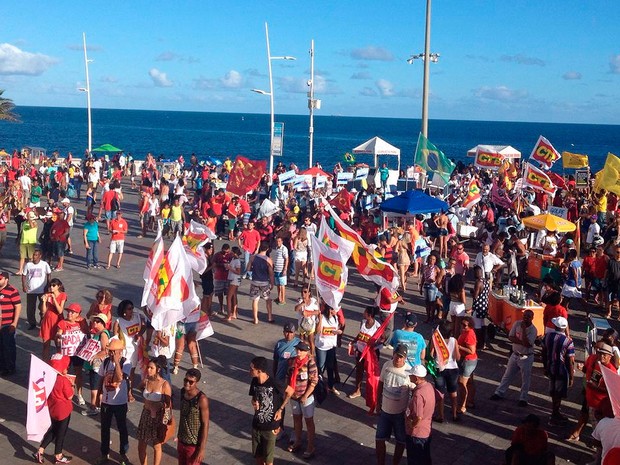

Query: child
[226,246,242,320]
[160,201,171,238]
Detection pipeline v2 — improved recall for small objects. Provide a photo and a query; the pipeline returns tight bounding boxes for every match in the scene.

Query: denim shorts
[424,284,439,304]
[459,359,478,378]
[290,395,315,418]
[376,411,406,444]
[274,271,287,286]
[435,368,459,394]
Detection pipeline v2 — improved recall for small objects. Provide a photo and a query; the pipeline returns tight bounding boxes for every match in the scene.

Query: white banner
[60,330,86,357]
[196,310,215,341]
[293,175,313,191]
[27,355,57,442]
[354,167,369,180]
[337,172,354,185]
[315,175,327,189]
[76,338,101,362]
[278,170,296,185]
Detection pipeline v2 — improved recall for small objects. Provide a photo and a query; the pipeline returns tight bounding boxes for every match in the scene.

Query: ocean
[1,106,619,172]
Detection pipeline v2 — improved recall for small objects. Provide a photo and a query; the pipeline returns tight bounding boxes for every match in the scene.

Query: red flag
[329,190,352,212]
[530,135,561,169]
[462,179,481,209]
[547,171,567,190]
[474,147,504,170]
[226,156,266,196]
[523,163,556,195]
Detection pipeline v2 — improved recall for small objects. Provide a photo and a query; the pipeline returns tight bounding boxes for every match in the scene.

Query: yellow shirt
[170,205,183,222]
[596,193,607,213]
[161,206,171,219]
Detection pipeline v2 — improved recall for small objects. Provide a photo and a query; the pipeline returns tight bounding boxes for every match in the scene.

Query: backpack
[314,375,328,406]
[111,194,120,212]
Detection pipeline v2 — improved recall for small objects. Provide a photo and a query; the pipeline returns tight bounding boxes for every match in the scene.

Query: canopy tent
[92,143,123,153]
[352,136,400,169]
[467,145,521,159]
[301,167,333,178]
[380,190,449,216]
[522,213,576,232]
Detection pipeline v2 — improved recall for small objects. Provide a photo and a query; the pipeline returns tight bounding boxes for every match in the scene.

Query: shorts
[439,228,449,236]
[459,358,478,378]
[549,373,568,398]
[290,395,315,418]
[561,284,582,299]
[375,411,406,444]
[274,271,287,286]
[295,251,308,263]
[590,278,603,291]
[53,241,66,257]
[228,276,241,287]
[110,240,125,254]
[213,279,229,296]
[104,210,115,220]
[201,277,214,296]
[250,282,272,301]
[70,355,85,368]
[177,441,201,465]
[184,321,198,334]
[252,428,277,463]
[435,367,459,394]
[424,284,439,304]
[20,243,36,259]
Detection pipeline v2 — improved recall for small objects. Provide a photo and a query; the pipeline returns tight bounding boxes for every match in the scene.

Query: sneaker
[77,394,86,406]
[55,456,72,464]
[490,394,503,401]
[81,406,100,416]
[383,344,393,350]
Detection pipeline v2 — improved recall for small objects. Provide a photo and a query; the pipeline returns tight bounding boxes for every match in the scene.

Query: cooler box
[502,302,544,337]
[527,254,543,280]
[488,293,505,324]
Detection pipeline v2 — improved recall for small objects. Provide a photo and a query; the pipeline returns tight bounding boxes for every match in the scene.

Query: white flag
[182,220,215,274]
[141,231,165,309]
[26,354,58,442]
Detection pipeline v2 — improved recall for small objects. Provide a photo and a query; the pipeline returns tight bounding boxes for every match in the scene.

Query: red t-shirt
[238,198,251,215]
[110,217,128,241]
[48,375,73,421]
[101,190,118,211]
[211,194,230,216]
[585,354,616,411]
[593,255,609,280]
[543,304,568,329]
[213,251,232,281]
[458,329,477,360]
[240,229,261,254]
[50,219,70,243]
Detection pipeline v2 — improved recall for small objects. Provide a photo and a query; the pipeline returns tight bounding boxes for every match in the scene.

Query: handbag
[162,415,176,443]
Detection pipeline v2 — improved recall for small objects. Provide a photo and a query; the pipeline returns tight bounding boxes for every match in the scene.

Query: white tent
[467,145,521,159]
[352,136,401,169]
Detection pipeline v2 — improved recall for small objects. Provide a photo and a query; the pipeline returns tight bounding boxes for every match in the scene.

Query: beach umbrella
[380,190,448,215]
[352,136,400,168]
[302,167,333,178]
[522,213,576,232]
[92,143,123,153]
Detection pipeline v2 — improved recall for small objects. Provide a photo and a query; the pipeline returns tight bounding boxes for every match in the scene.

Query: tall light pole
[78,32,93,155]
[421,0,432,138]
[251,22,295,183]
[307,40,321,170]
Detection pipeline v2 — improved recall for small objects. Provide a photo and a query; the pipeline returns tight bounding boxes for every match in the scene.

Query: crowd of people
[0,148,619,465]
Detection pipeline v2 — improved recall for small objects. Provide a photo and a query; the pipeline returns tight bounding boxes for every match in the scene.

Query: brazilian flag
[414,133,455,184]
[344,152,355,164]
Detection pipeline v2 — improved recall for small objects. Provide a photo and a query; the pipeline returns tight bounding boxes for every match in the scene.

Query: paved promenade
[0,186,597,464]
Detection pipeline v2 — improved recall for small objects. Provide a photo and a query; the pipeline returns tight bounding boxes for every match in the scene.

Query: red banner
[462,179,481,209]
[226,156,266,196]
[329,189,352,212]
[474,148,504,170]
[523,163,556,195]
[530,135,561,169]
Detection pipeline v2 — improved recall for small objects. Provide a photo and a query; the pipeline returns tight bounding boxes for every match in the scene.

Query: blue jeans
[315,347,337,389]
[243,250,252,278]
[406,435,432,465]
[0,326,17,373]
[86,240,99,266]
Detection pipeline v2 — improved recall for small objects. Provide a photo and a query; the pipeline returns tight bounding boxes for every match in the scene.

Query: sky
[0,1,619,124]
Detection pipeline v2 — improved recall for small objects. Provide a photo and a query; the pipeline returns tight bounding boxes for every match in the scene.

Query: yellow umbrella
[522,213,576,232]
[0,150,8,157]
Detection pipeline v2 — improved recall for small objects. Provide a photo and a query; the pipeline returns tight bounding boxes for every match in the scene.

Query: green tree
[0,90,19,123]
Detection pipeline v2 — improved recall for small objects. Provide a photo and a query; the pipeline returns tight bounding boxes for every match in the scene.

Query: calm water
[1,106,618,172]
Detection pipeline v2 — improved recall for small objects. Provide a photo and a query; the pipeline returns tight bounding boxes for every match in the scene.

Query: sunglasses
[183,378,196,385]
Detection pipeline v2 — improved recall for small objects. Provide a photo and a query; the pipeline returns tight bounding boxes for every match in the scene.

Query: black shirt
[249,376,282,431]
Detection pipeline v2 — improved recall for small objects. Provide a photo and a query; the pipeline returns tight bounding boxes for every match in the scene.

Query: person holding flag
[429,323,460,423]
[347,306,383,402]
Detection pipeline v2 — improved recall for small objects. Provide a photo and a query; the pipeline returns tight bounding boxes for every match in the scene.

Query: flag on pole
[523,163,557,195]
[562,151,589,169]
[325,203,399,291]
[595,153,620,195]
[226,156,267,196]
[474,147,504,170]
[329,189,353,212]
[318,216,342,250]
[530,135,561,169]
[462,178,481,209]
[414,133,455,183]
[141,229,165,309]
[182,220,216,274]
[309,225,354,310]
[431,327,450,370]
[26,354,58,442]
[600,365,620,418]
[146,236,202,331]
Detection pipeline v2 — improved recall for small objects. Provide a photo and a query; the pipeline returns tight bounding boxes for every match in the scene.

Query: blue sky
[1,1,619,124]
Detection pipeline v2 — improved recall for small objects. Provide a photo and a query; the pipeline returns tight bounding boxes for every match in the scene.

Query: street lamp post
[78,32,93,155]
[307,39,321,170]
[251,22,296,183]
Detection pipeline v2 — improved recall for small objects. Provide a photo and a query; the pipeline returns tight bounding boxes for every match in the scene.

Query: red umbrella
[302,167,333,178]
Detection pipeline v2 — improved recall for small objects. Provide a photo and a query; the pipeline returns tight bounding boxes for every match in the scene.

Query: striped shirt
[0,284,21,327]
[543,331,574,377]
[271,245,289,273]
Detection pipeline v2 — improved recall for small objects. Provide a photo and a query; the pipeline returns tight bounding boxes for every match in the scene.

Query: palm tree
[0,90,19,123]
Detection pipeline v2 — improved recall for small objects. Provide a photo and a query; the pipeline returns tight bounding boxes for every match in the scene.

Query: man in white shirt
[474,243,504,286]
[21,249,51,330]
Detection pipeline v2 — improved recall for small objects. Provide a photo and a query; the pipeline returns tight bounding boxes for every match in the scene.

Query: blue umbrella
[380,190,448,215]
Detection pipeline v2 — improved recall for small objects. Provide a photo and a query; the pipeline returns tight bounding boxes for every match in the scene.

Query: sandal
[32,451,44,464]
[287,441,302,453]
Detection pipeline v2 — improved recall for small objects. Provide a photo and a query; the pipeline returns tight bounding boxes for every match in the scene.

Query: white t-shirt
[379,360,412,414]
[592,417,620,465]
[586,222,601,244]
[22,260,51,294]
[98,357,132,405]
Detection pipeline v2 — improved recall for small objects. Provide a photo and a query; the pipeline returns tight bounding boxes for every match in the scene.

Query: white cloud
[562,71,582,80]
[148,68,173,87]
[609,54,620,74]
[376,79,395,97]
[220,70,242,88]
[0,43,57,75]
[473,85,528,101]
[280,74,331,94]
[351,46,394,61]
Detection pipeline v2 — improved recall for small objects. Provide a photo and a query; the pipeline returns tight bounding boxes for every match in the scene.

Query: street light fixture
[79,32,93,155]
[251,22,296,183]
[407,52,440,64]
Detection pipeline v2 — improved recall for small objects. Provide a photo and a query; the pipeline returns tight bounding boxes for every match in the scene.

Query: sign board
[315,175,327,189]
[337,172,354,185]
[60,330,86,357]
[354,167,369,180]
[272,122,284,157]
[278,169,296,184]
[76,338,101,362]
[575,169,589,188]
[293,175,312,191]
[549,206,568,219]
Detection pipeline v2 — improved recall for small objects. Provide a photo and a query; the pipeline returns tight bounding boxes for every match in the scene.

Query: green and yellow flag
[562,151,589,169]
[414,133,455,183]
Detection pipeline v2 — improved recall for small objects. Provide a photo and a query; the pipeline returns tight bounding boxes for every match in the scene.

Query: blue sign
[272,122,284,157]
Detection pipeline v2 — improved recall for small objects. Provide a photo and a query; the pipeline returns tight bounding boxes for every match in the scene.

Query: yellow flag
[597,153,620,195]
[562,151,589,169]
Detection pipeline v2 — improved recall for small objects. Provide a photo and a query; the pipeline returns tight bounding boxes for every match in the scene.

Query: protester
[314,301,342,395]
[83,214,101,269]
[106,210,128,269]
[405,364,435,465]
[505,414,555,465]
[420,254,441,323]
[294,284,320,355]
[348,305,383,401]
[456,316,477,416]
[113,299,144,384]
[430,322,460,423]
[247,242,275,325]
[390,313,426,369]
[225,246,242,320]
[56,302,88,406]
[272,323,300,437]
[21,248,51,330]
[81,313,111,417]
[272,236,289,306]
[40,278,67,361]
[250,356,282,465]
[177,368,210,465]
